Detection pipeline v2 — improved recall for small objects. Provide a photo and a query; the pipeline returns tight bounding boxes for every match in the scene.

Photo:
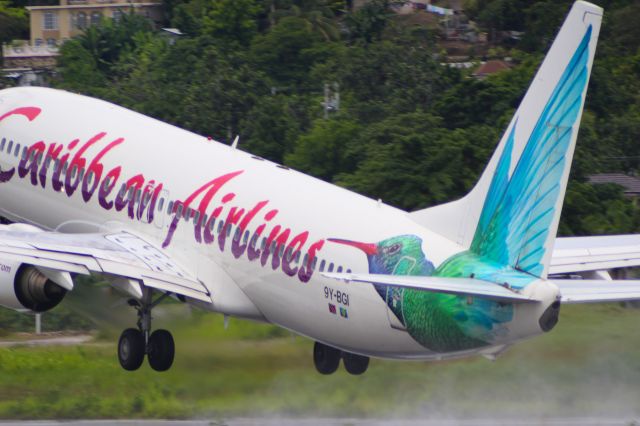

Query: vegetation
[0,303,638,419]
[0,0,28,48]
[37,0,640,237]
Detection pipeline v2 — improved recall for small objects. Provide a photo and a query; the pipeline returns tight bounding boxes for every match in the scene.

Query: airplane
[0,0,639,376]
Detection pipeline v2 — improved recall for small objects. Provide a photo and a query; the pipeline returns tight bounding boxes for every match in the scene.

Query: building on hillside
[2,0,162,86]
[472,59,510,79]
[2,42,58,86]
[588,173,640,199]
[26,0,163,47]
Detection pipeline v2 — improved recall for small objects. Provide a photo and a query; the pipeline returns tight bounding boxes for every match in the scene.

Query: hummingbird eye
[386,243,401,255]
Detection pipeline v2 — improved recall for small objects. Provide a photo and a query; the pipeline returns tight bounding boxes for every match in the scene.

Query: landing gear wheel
[313,342,341,375]
[118,328,145,371]
[147,329,175,372]
[343,352,369,375]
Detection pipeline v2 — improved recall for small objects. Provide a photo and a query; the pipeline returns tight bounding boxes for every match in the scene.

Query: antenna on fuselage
[231,135,239,149]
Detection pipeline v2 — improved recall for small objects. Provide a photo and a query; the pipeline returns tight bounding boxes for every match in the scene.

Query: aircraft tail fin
[411,1,602,279]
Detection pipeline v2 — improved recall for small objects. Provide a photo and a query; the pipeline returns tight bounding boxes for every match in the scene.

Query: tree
[335,113,498,210]
[56,39,108,95]
[0,0,28,45]
[345,0,392,43]
[286,117,362,180]
[202,0,261,47]
[241,94,310,163]
[251,16,324,86]
[177,47,268,143]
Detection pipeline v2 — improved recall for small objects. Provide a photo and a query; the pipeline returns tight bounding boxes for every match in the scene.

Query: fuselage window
[62,162,69,175]
[217,220,224,234]
[337,266,343,273]
[285,247,293,261]
[261,237,267,250]
[295,251,301,263]
[158,198,165,211]
[21,147,27,160]
[319,260,326,272]
[7,140,13,155]
[328,263,334,273]
[312,257,318,270]
[167,201,174,213]
[243,230,250,244]
[346,269,352,273]
[227,225,232,237]
[78,167,85,181]
[233,228,241,242]
[208,217,216,231]
[184,207,192,221]
[250,233,258,248]
[279,243,285,258]
[0,138,5,152]
[302,253,309,266]
[193,210,200,225]
[14,143,20,158]
[175,203,183,218]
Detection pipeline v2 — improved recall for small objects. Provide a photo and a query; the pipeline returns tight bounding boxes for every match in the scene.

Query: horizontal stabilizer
[553,279,640,304]
[322,272,540,303]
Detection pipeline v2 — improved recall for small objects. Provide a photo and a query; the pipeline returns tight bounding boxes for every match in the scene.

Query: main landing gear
[117,290,175,372]
[313,342,370,375]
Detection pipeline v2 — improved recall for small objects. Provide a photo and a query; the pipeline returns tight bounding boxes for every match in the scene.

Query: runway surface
[0,335,92,347]
[0,419,638,426]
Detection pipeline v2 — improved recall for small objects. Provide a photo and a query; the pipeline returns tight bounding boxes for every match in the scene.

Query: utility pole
[35,313,41,334]
[321,82,340,119]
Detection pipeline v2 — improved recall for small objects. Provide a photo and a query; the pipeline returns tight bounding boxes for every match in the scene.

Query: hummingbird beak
[328,238,378,255]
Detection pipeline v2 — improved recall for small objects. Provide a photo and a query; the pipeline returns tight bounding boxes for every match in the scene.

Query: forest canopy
[9,0,640,236]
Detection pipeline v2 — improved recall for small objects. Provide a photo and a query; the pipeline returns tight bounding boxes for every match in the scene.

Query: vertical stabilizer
[411,1,602,279]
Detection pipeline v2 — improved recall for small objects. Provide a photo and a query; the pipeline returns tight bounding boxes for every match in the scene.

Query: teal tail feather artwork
[328,23,592,353]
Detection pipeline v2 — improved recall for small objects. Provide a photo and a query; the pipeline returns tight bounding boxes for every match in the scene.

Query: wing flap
[142,277,211,303]
[0,251,91,275]
[322,272,539,303]
[553,279,640,304]
[0,230,211,303]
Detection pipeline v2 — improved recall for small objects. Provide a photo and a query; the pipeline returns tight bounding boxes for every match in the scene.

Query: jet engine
[0,261,69,312]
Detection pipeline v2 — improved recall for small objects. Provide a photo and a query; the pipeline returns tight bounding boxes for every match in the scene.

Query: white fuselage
[0,87,555,360]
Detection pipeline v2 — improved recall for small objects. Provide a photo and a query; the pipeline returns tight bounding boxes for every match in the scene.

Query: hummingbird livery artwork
[327,22,593,353]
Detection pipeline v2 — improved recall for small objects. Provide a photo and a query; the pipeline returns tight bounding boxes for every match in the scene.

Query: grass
[0,303,639,419]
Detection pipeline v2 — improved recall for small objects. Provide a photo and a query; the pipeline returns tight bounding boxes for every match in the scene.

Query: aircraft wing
[0,229,211,303]
[550,234,640,274]
[321,272,540,303]
[552,279,640,304]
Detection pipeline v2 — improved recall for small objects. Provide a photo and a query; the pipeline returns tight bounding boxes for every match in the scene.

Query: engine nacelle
[0,261,67,313]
